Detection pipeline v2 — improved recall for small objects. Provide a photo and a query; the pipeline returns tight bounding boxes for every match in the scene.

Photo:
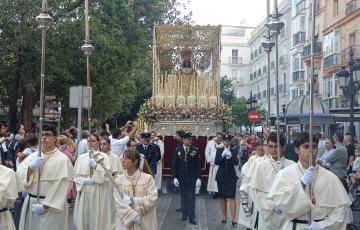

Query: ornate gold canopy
[152,24,221,108]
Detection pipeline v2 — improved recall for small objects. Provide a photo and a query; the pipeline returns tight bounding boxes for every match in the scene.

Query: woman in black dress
[215,134,239,228]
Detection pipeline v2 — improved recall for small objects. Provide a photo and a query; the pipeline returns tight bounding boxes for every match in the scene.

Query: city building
[220,25,254,98]
[320,0,360,135]
[248,0,292,116]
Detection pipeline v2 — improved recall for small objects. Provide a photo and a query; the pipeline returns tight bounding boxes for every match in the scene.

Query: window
[350,33,356,46]
[323,75,338,98]
[291,89,304,100]
[232,49,238,57]
[334,0,339,16]
[323,30,340,57]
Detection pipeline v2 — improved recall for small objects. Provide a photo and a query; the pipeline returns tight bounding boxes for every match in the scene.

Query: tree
[0,0,191,131]
[220,76,235,105]
[231,97,266,129]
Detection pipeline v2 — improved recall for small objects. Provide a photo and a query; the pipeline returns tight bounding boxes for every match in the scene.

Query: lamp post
[265,2,284,162]
[262,0,275,126]
[246,92,258,133]
[337,49,360,139]
[82,0,94,132]
[35,0,53,204]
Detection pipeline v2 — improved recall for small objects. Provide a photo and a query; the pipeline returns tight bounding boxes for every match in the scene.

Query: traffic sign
[247,111,261,123]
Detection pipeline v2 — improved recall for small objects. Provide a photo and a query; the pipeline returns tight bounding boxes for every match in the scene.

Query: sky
[179,0,283,27]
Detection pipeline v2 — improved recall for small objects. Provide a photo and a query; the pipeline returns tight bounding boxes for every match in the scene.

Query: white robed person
[249,132,295,229]
[238,140,268,229]
[205,133,224,196]
[114,149,158,230]
[16,124,73,230]
[100,136,123,230]
[0,164,23,230]
[73,132,112,230]
[267,132,352,230]
[150,131,164,190]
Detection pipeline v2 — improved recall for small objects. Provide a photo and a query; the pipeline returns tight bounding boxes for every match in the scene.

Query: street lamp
[336,49,360,139]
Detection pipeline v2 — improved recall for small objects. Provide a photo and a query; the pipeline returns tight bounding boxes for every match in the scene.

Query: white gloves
[132,213,141,224]
[31,204,47,215]
[225,152,232,160]
[173,178,179,187]
[29,157,45,170]
[301,166,315,187]
[221,152,226,157]
[275,160,284,171]
[301,221,321,230]
[122,193,132,206]
[89,158,97,168]
[195,185,200,195]
[84,177,94,185]
[196,179,201,187]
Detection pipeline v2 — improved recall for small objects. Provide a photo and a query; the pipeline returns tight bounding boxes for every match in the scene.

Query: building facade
[220,25,254,98]
[248,0,292,116]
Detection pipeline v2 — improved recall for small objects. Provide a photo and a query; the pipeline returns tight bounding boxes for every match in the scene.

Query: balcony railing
[292,71,305,82]
[229,56,243,65]
[341,45,360,64]
[346,0,358,16]
[303,42,322,58]
[293,31,306,46]
[296,0,306,15]
[324,53,340,69]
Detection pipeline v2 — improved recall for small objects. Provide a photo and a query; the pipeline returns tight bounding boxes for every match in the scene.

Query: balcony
[292,70,305,82]
[302,42,322,58]
[229,56,243,65]
[296,0,306,15]
[324,53,340,69]
[346,0,358,16]
[250,73,253,81]
[341,45,360,64]
[293,31,306,46]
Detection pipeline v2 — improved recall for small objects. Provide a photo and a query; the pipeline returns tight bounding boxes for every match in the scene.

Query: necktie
[144,146,147,152]
[185,147,189,154]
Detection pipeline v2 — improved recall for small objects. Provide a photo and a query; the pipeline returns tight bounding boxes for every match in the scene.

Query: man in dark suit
[137,132,161,176]
[172,132,201,225]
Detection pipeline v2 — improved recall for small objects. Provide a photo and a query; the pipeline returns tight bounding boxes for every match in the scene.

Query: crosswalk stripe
[156,197,172,229]
[186,198,208,230]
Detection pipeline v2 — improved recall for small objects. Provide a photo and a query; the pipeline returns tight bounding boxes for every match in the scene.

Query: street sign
[247,111,261,123]
[69,86,92,109]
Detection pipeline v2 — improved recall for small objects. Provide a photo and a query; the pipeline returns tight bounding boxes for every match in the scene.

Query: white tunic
[114,170,158,230]
[73,152,112,230]
[267,163,351,230]
[154,140,164,189]
[0,165,23,230]
[250,157,295,230]
[16,149,73,230]
[205,140,223,193]
[238,154,265,229]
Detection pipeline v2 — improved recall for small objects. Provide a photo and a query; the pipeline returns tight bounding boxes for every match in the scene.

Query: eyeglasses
[267,144,278,149]
[41,132,54,137]
[301,144,318,149]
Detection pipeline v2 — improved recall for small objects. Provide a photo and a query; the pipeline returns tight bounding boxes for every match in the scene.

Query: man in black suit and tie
[137,132,161,176]
[172,132,201,225]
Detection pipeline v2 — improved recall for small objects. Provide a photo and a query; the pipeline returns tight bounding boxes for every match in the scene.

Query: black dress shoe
[231,221,237,228]
[212,193,218,199]
[221,219,226,223]
[175,208,182,212]
[181,217,187,221]
[189,218,197,225]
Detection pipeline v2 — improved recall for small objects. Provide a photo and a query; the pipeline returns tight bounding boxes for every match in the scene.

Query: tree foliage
[220,76,235,105]
[0,0,191,130]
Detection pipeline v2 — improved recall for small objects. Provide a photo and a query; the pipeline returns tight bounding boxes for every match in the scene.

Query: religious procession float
[137,24,232,178]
